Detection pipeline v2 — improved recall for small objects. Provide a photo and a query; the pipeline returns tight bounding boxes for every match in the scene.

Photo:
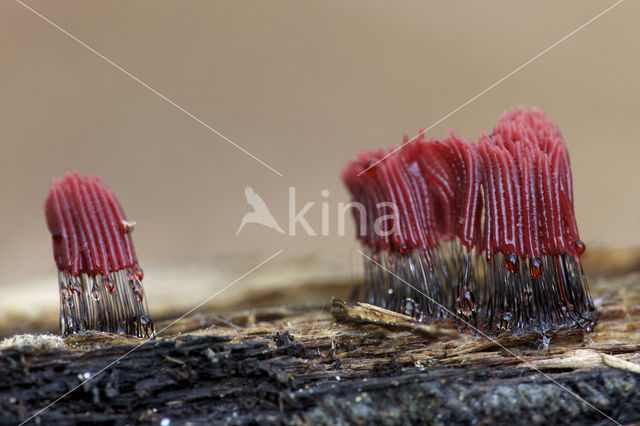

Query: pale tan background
[0,1,639,306]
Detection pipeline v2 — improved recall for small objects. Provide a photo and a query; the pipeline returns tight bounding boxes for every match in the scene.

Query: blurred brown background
[0,1,638,321]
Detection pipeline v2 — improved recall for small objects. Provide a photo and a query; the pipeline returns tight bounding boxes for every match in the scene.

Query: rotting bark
[1,253,640,425]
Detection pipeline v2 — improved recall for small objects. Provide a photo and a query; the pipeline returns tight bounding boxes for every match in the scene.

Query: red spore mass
[46,172,140,278]
[343,108,581,260]
[343,107,597,334]
[45,172,153,337]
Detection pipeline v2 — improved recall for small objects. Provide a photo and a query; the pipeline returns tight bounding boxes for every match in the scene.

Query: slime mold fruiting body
[342,107,597,334]
[45,171,153,337]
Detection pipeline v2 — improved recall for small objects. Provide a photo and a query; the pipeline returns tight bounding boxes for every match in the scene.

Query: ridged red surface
[342,107,582,258]
[45,172,139,277]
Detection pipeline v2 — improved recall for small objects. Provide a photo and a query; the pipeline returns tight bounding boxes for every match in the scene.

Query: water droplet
[133,279,144,302]
[529,257,543,279]
[464,287,476,310]
[91,279,100,300]
[575,240,586,257]
[505,253,519,274]
[134,265,144,281]
[486,253,493,262]
[140,315,150,325]
[68,277,82,294]
[404,298,417,315]
[502,312,512,322]
[397,244,408,254]
[105,276,116,294]
[456,300,471,316]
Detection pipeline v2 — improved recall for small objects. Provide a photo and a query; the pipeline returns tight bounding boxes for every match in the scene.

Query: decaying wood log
[1,250,640,425]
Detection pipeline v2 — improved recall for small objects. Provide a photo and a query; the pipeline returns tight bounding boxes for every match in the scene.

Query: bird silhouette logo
[236,186,285,235]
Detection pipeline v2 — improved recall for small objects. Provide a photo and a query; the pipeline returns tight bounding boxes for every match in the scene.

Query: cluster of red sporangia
[45,172,152,337]
[343,107,597,333]
[342,107,584,277]
[46,172,144,285]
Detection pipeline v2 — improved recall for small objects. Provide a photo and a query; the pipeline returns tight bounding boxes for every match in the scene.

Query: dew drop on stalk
[505,253,519,274]
[529,257,543,279]
[91,278,100,300]
[134,265,144,281]
[133,279,144,302]
[105,276,116,294]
